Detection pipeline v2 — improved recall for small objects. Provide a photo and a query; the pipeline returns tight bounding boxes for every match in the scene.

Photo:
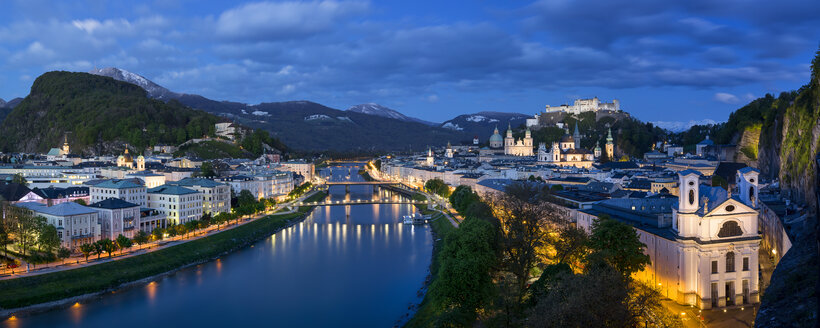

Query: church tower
[61,134,70,155]
[426,147,434,166]
[136,155,146,171]
[524,127,533,148]
[445,142,453,158]
[504,123,514,154]
[605,128,614,160]
[737,167,760,208]
[573,124,581,149]
[675,169,702,237]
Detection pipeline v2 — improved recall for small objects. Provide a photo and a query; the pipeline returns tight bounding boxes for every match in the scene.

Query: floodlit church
[536,124,596,168]
[117,148,145,171]
[488,124,534,156]
[577,168,761,309]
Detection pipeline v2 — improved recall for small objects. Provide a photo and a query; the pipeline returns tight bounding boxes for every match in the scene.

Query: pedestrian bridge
[296,199,430,207]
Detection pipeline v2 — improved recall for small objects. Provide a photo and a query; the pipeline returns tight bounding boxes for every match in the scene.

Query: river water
[2,166,433,327]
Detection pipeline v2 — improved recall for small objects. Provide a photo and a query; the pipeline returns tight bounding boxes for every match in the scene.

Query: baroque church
[577,168,761,309]
[488,124,534,156]
[116,147,145,170]
[536,124,602,168]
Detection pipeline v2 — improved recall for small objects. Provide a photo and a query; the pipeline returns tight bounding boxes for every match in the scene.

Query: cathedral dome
[561,135,575,143]
[121,149,133,162]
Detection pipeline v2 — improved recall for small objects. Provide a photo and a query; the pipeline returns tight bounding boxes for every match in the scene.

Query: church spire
[606,128,613,143]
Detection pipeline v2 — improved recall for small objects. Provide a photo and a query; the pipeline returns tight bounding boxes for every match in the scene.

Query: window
[688,190,695,205]
[718,221,743,237]
[711,260,718,274]
[726,252,735,272]
[725,205,735,212]
[743,257,749,271]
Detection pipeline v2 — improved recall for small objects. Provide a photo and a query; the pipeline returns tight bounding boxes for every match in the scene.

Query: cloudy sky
[1,0,818,125]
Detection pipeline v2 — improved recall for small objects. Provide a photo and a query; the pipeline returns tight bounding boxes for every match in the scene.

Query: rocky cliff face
[755,51,820,327]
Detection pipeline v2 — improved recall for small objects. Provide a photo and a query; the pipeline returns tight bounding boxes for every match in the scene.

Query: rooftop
[16,201,97,216]
[89,198,140,210]
[148,185,198,195]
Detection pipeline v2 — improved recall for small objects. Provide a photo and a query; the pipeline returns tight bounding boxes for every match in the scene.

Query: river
[2,165,433,328]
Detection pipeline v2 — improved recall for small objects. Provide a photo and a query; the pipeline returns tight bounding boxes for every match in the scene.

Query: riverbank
[0,191,328,318]
[404,210,457,328]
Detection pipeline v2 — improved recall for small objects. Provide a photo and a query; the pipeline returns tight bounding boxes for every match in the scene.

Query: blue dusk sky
[0,0,819,126]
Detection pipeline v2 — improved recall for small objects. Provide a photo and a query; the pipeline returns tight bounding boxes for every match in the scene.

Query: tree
[115,234,132,254]
[174,224,188,238]
[133,231,149,248]
[73,199,87,205]
[92,241,103,259]
[151,228,164,241]
[37,224,61,254]
[7,209,44,256]
[184,221,198,237]
[527,264,633,328]
[199,161,216,177]
[57,247,71,264]
[425,178,451,198]
[587,216,651,277]
[489,182,561,303]
[97,239,115,258]
[551,226,589,271]
[0,220,11,257]
[237,190,256,208]
[435,218,498,322]
[79,243,93,261]
[449,185,481,214]
[11,173,27,186]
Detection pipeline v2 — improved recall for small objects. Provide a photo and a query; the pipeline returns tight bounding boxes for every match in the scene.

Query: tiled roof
[89,198,140,209]
[16,201,97,216]
[167,177,225,188]
[92,179,144,189]
[148,185,198,195]
[0,182,37,202]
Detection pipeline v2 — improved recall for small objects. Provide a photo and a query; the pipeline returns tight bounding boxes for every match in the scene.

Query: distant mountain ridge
[347,103,436,125]
[84,67,474,150]
[89,67,179,100]
[441,111,530,139]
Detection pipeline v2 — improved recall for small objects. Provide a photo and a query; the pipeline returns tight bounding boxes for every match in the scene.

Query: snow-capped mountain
[652,119,720,132]
[89,67,178,100]
[347,103,435,125]
[441,111,530,139]
[0,98,5,108]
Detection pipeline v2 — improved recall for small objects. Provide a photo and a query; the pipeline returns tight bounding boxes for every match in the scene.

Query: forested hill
[0,71,220,155]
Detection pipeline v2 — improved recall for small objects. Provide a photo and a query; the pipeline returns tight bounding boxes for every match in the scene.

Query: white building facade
[147,186,203,225]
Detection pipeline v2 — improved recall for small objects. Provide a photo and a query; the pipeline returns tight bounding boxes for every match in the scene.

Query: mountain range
[87,67,531,150]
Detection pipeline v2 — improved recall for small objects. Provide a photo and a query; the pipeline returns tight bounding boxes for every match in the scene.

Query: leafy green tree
[489,182,560,305]
[551,226,589,271]
[527,263,633,328]
[37,224,61,254]
[449,185,481,214]
[184,221,198,237]
[132,230,149,248]
[435,218,498,322]
[425,178,451,198]
[115,234,132,254]
[57,247,71,264]
[174,224,188,238]
[73,199,87,205]
[199,161,217,177]
[79,243,93,261]
[587,216,651,277]
[151,228,164,241]
[97,239,115,258]
[0,220,11,257]
[237,190,256,208]
[92,240,103,259]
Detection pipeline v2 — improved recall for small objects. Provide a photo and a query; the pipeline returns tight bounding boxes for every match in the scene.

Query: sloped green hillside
[0,71,219,154]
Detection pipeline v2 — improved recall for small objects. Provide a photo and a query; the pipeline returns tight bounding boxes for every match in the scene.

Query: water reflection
[2,165,433,328]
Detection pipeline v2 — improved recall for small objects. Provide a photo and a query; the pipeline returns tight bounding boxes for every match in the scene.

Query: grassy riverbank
[0,193,327,311]
[404,211,457,328]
